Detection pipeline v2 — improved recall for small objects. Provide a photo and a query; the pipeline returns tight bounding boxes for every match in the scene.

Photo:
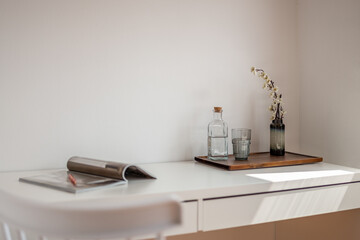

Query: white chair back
[0,190,181,240]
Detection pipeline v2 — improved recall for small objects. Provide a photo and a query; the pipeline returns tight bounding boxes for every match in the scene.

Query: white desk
[1,161,360,236]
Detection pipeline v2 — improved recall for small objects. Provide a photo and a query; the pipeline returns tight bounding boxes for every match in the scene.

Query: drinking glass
[231,128,251,160]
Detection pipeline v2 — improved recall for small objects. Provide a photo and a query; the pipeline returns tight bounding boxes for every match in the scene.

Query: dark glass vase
[270,118,285,156]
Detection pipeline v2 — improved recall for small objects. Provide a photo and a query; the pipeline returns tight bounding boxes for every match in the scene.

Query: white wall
[0,0,299,171]
[298,0,360,167]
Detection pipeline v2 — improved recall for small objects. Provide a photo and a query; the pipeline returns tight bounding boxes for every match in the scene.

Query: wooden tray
[194,152,322,171]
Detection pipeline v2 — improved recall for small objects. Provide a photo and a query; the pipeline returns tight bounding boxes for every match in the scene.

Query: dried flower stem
[251,67,286,121]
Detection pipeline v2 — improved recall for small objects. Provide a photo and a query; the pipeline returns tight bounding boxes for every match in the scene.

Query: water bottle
[208,107,228,160]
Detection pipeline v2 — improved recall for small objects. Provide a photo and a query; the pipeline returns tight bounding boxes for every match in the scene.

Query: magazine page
[67,156,127,180]
[67,156,156,181]
[123,165,157,180]
[19,170,126,193]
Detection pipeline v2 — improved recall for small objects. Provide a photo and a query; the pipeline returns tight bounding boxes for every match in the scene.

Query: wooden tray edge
[194,152,323,171]
[228,157,322,170]
[194,157,231,170]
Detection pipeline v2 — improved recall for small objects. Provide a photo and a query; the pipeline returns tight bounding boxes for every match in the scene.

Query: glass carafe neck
[213,111,223,120]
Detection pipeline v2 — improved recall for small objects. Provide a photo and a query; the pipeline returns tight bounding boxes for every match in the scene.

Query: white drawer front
[203,182,360,231]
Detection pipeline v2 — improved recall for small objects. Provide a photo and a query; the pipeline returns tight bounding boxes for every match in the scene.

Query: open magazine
[19,156,156,193]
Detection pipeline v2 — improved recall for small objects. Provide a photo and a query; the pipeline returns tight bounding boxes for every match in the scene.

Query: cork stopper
[214,107,222,112]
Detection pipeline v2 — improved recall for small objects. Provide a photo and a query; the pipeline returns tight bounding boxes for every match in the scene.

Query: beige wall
[0,0,300,171]
[298,0,360,167]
